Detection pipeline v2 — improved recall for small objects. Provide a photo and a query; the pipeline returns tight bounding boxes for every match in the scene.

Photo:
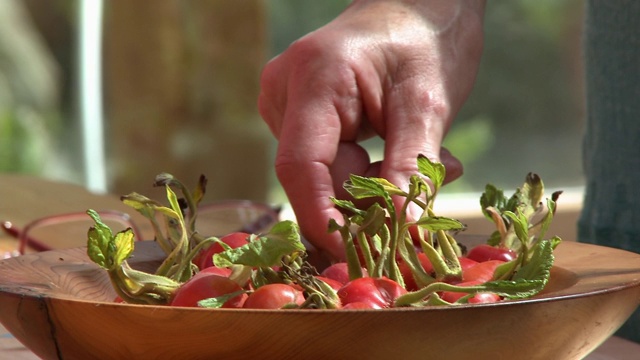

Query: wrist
[348,0,486,32]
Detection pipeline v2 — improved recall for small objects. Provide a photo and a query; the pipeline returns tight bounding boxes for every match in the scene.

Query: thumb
[440,147,463,184]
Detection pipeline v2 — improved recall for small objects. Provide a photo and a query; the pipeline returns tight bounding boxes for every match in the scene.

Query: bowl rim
[1,236,639,313]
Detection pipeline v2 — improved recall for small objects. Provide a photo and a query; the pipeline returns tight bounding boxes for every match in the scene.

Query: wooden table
[1,174,639,359]
[0,174,154,251]
[0,174,154,359]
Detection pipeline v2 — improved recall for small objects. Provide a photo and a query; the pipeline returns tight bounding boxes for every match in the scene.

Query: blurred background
[0,0,584,206]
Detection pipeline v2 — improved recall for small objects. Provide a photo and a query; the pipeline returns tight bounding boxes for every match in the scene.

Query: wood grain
[0,174,155,245]
[0,239,638,359]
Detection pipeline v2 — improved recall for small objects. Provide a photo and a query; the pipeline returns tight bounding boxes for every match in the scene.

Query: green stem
[156,219,190,279]
[420,239,450,280]
[435,230,461,276]
[109,268,178,305]
[141,211,174,255]
[186,234,217,263]
[335,217,363,280]
[445,233,463,258]
[394,281,486,307]
[167,178,199,234]
[397,227,434,288]
[386,220,401,282]
[355,230,375,277]
[373,225,390,278]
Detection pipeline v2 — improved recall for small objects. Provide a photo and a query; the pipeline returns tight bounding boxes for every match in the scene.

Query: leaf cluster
[87,173,333,307]
[329,156,562,306]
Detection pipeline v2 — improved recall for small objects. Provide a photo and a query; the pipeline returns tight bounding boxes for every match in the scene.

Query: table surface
[1,174,639,359]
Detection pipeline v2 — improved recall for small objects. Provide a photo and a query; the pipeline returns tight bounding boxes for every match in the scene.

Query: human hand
[259,0,486,260]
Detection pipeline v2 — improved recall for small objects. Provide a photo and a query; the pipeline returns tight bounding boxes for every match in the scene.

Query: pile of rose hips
[92,157,559,309]
[168,232,518,309]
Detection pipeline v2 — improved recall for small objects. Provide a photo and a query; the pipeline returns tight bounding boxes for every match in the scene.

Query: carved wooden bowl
[0,238,639,360]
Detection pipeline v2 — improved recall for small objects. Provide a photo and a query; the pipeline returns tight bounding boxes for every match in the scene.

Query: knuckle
[274,153,300,183]
[423,94,452,120]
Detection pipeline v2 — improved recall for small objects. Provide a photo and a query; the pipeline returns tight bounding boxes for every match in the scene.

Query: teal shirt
[579,0,640,343]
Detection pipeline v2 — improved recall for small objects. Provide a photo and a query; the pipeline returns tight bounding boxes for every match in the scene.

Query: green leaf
[415,216,466,232]
[120,192,163,212]
[343,175,385,199]
[330,197,366,217]
[479,278,548,299]
[479,184,507,220]
[213,220,305,268]
[87,208,181,305]
[514,239,555,282]
[492,258,519,281]
[548,236,562,249]
[530,198,556,241]
[485,231,502,247]
[327,217,344,234]
[519,173,544,218]
[87,228,111,270]
[470,240,557,299]
[121,189,183,224]
[198,290,246,308]
[504,210,530,245]
[358,203,387,236]
[416,154,445,191]
[112,228,136,266]
[408,174,429,198]
[120,264,181,288]
[369,233,383,256]
[86,209,114,241]
[344,175,400,200]
[192,174,208,205]
[165,185,185,223]
[87,209,117,270]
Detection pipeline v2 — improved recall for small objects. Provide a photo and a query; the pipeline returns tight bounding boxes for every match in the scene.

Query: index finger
[379,82,452,219]
[275,92,347,260]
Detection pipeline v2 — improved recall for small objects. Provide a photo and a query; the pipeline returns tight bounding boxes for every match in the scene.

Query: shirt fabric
[579,0,640,343]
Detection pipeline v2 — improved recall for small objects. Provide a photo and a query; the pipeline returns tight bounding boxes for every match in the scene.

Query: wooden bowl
[0,237,639,360]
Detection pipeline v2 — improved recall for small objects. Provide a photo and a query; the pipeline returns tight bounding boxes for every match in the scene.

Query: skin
[259,0,486,260]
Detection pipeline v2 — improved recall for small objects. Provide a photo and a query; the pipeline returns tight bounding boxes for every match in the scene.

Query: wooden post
[103,0,272,202]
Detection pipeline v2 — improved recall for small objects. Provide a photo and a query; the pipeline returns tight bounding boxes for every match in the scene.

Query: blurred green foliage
[267,0,351,56]
[0,0,77,180]
[448,0,584,192]
[0,111,39,173]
